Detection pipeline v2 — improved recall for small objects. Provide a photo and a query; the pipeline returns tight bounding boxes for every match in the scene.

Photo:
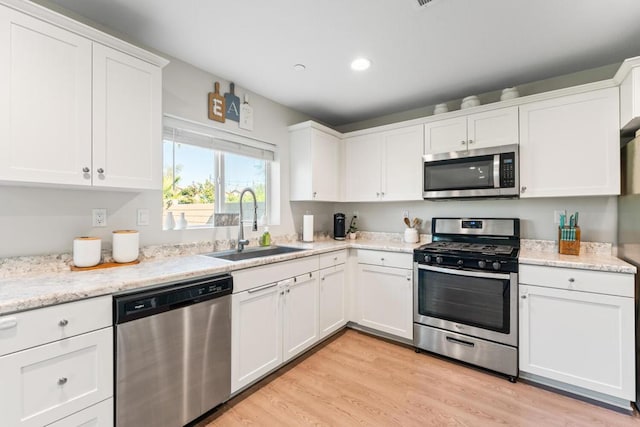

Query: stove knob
[435,256,443,264]
[424,255,432,263]
[457,260,464,267]
[478,260,486,269]
[492,261,501,271]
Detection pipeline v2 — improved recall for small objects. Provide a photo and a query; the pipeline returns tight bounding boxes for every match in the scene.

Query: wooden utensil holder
[558,226,580,256]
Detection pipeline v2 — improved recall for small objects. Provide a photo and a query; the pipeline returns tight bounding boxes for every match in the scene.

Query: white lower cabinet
[357,264,413,339]
[46,398,113,427]
[231,281,282,393]
[319,264,347,339]
[283,273,319,362]
[0,327,113,427]
[519,265,635,406]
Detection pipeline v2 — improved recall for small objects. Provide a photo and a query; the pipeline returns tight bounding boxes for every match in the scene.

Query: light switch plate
[137,209,150,226]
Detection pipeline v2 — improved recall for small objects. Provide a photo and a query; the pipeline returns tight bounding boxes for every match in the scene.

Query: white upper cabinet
[519,87,620,198]
[345,125,423,202]
[0,3,166,190]
[424,107,518,154]
[289,122,341,201]
[615,57,640,133]
[92,44,162,189]
[0,7,92,186]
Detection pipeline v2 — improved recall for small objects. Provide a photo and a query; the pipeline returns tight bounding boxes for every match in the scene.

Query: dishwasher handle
[114,274,233,324]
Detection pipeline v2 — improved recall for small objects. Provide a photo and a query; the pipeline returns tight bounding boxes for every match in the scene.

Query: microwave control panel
[500,153,516,188]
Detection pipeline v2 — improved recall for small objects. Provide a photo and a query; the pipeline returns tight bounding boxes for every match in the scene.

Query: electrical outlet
[92,208,107,227]
[353,210,359,218]
[137,209,150,226]
[553,210,564,225]
[403,210,409,218]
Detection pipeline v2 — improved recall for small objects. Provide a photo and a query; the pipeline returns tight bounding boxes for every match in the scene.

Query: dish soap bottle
[259,227,271,247]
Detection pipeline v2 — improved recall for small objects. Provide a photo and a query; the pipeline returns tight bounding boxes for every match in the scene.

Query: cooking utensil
[404,217,411,228]
[412,217,420,228]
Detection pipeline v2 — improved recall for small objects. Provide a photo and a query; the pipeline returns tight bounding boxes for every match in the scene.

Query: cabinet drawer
[519,264,634,297]
[0,296,112,356]
[356,249,412,269]
[319,250,347,269]
[46,398,113,427]
[233,256,319,293]
[0,327,113,427]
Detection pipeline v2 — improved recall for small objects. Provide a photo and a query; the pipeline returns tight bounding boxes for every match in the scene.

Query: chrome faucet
[237,187,258,252]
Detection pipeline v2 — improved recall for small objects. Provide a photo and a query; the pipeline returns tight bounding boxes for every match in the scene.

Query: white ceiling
[46,0,640,126]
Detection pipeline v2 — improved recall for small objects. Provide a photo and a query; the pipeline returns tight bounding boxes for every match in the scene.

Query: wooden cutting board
[208,81,226,123]
[239,94,253,130]
[224,82,240,122]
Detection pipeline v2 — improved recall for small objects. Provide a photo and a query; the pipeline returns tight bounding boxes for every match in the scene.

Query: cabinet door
[519,284,635,400]
[357,264,413,339]
[344,133,382,201]
[311,129,340,201]
[0,6,92,186]
[423,116,467,154]
[47,398,112,427]
[92,43,162,190]
[466,106,518,150]
[519,87,620,197]
[319,265,346,338]
[283,273,319,362]
[0,328,113,427]
[380,125,424,201]
[231,283,282,393]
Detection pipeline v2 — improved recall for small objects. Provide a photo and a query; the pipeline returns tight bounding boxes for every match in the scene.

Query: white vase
[404,228,419,243]
[175,212,188,230]
[164,212,175,230]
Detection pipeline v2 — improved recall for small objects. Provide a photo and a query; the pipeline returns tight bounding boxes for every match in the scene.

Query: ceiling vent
[417,0,434,6]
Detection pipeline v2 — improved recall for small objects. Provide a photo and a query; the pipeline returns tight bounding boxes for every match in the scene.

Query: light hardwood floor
[197,329,640,426]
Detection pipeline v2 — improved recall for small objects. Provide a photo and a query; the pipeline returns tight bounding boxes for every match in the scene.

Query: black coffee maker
[334,213,346,240]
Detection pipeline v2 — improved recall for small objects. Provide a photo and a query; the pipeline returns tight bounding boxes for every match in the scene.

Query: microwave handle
[493,154,500,188]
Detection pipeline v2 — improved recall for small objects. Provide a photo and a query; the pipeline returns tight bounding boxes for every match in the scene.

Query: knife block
[558,226,580,256]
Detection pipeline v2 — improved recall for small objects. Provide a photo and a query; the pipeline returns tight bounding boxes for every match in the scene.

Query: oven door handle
[417,264,510,280]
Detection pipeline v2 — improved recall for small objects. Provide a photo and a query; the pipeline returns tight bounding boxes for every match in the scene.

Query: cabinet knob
[57,377,68,386]
[58,319,69,327]
[521,295,527,299]
[521,186,527,193]
[468,139,474,144]
[461,141,466,146]
[376,192,380,197]
[280,291,285,295]
[380,192,385,197]
[82,167,90,173]
[406,277,411,281]
[334,257,338,261]
[313,191,317,198]
[97,168,104,174]
[286,289,290,293]
[309,272,312,278]
[321,277,325,281]
[381,258,385,261]
[568,278,575,283]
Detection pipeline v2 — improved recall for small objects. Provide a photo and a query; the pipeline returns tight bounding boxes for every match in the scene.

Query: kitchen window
[163,116,276,228]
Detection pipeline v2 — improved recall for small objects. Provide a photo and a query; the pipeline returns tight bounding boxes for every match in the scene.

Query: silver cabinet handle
[521,186,527,193]
[0,317,17,330]
[247,282,277,293]
[58,377,68,386]
[568,278,575,283]
[58,319,69,327]
[82,167,90,173]
[97,168,104,174]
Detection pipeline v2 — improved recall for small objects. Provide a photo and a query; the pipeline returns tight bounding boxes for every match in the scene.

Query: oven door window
[424,155,495,191]
[417,269,509,333]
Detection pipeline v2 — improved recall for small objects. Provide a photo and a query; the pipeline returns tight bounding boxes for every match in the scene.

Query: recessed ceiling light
[351,57,371,71]
[293,63,306,72]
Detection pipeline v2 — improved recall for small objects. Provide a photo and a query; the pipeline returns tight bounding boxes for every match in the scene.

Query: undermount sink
[205,245,306,262]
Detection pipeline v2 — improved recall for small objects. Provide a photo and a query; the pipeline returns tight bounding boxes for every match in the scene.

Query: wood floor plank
[197,330,640,426]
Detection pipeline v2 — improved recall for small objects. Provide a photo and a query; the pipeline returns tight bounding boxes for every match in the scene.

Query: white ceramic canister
[73,237,102,267]
[112,230,139,263]
[404,228,419,244]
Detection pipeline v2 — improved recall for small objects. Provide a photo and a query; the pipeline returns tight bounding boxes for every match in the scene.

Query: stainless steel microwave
[423,144,519,200]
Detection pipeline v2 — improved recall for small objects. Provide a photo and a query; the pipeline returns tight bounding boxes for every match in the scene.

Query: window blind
[163,114,276,161]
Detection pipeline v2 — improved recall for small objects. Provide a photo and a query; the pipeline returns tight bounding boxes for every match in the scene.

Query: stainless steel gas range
[413,217,520,382]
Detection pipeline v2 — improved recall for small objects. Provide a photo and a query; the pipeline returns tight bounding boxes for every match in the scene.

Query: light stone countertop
[1,235,636,315]
[0,239,421,315]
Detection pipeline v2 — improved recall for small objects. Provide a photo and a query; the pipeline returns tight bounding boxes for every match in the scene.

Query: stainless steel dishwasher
[114,273,232,427]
